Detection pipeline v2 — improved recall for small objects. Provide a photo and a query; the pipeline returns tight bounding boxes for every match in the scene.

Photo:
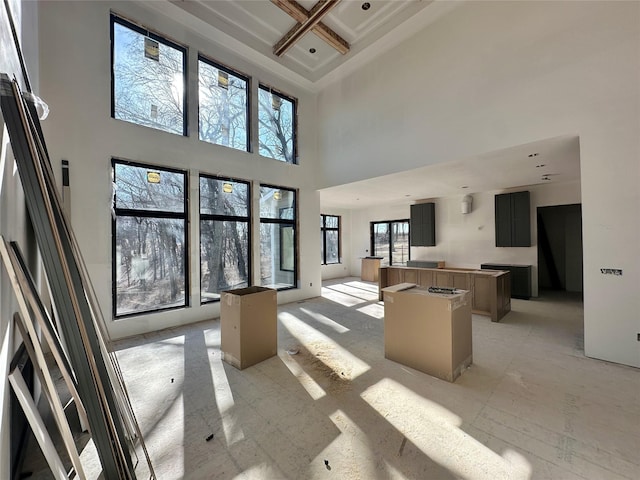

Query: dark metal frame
[260,184,297,290]
[370,219,411,266]
[258,84,298,164]
[110,13,189,136]
[197,53,252,153]
[198,174,252,303]
[321,214,341,265]
[111,158,189,318]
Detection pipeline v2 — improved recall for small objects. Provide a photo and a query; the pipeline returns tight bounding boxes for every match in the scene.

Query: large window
[371,220,410,266]
[321,214,341,265]
[112,160,188,317]
[198,56,249,151]
[199,176,251,302]
[258,85,297,163]
[111,14,187,135]
[259,186,297,289]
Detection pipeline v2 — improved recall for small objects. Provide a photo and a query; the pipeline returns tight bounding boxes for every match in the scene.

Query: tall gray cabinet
[410,202,436,246]
[495,191,531,247]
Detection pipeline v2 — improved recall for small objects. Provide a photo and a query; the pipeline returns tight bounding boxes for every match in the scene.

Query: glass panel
[325,230,339,264]
[320,230,324,262]
[260,223,295,289]
[115,216,186,316]
[258,87,295,163]
[198,59,248,151]
[325,215,339,228]
[373,223,390,266]
[259,186,295,219]
[114,163,185,212]
[200,220,249,301]
[391,221,410,265]
[199,177,248,217]
[113,21,185,134]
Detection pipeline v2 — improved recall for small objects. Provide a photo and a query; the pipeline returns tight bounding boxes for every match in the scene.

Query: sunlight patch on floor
[356,302,384,319]
[361,378,531,480]
[299,307,350,333]
[209,355,244,446]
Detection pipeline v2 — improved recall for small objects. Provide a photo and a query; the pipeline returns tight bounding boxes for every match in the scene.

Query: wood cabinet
[495,191,531,247]
[410,202,436,246]
[361,257,382,282]
[380,266,511,322]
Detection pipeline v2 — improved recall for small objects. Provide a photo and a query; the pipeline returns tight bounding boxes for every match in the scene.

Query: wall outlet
[310,282,312,287]
[637,333,640,342]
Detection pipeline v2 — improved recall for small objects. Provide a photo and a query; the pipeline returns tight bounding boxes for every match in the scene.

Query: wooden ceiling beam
[271,0,349,56]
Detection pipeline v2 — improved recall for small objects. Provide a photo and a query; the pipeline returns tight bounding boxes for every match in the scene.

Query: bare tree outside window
[260,186,296,289]
[258,86,296,163]
[198,57,249,151]
[113,161,188,316]
[112,15,186,135]
[199,176,250,302]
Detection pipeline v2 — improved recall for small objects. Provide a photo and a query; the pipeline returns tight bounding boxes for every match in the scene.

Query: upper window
[198,56,249,152]
[371,220,410,266]
[258,85,297,164]
[259,186,297,289]
[199,175,251,302]
[111,14,187,135]
[321,214,341,265]
[112,160,188,317]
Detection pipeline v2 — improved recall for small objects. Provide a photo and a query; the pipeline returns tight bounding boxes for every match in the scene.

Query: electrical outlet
[310,282,313,287]
[637,333,640,342]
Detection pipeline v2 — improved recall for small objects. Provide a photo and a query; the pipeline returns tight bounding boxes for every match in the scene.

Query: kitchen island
[379,266,511,322]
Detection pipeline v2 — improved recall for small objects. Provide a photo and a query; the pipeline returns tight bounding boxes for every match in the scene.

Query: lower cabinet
[481,263,531,299]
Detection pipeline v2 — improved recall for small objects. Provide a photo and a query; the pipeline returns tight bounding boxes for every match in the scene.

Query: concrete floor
[22,277,640,479]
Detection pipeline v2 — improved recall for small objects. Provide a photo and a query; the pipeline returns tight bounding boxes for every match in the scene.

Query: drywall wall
[38,1,322,339]
[348,181,581,298]
[318,1,639,367]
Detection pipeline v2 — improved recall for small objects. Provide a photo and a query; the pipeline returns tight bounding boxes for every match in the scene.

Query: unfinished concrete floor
[22,278,640,479]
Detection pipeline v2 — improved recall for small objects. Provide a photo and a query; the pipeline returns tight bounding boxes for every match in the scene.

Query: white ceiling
[149,2,581,209]
[319,135,582,209]
[156,0,458,89]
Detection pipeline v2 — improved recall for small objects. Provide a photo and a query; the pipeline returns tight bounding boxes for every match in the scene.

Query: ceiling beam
[272,0,349,56]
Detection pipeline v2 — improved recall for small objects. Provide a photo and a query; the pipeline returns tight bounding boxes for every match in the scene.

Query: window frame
[370,219,411,266]
[111,158,189,318]
[110,13,189,136]
[258,84,298,164]
[321,214,341,265]
[197,53,251,152]
[259,184,298,291]
[198,174,252,304]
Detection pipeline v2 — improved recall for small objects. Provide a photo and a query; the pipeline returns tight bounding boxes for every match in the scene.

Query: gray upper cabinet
[495,191,531,247]
[410,202,436,246]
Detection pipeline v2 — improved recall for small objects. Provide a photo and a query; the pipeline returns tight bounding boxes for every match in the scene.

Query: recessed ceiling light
[361,2,371,11]
[528,153,539,158]
[309,48,316,54]
[536,164,546,168]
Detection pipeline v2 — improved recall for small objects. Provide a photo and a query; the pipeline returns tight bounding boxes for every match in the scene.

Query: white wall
[320,208,352,280]
[38,1,322,340]
[318,1,640,367]
[346,181,581,297]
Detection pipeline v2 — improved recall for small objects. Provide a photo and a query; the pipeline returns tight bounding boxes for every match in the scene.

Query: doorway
[537,204,583,293]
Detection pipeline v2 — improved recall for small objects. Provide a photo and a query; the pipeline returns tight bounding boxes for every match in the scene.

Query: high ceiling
[148,2,581,208]
[151,0,457,89]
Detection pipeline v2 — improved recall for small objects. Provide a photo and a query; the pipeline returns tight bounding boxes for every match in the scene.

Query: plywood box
[383,284,472,382]
[220,286,277,370]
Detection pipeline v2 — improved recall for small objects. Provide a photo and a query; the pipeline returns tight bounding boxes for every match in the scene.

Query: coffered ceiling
[151,0,456,89]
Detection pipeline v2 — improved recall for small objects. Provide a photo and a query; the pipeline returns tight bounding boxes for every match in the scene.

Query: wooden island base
[379,266,511,322]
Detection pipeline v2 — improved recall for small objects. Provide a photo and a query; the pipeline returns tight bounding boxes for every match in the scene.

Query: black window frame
[198,53,251,152]
[199,174,252,304]
[370,219,411,266]
[259,184,298,291]
[111,158,189,318]
[321,214,341,265]
[258,84,298,164]
[110,13,189,136]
